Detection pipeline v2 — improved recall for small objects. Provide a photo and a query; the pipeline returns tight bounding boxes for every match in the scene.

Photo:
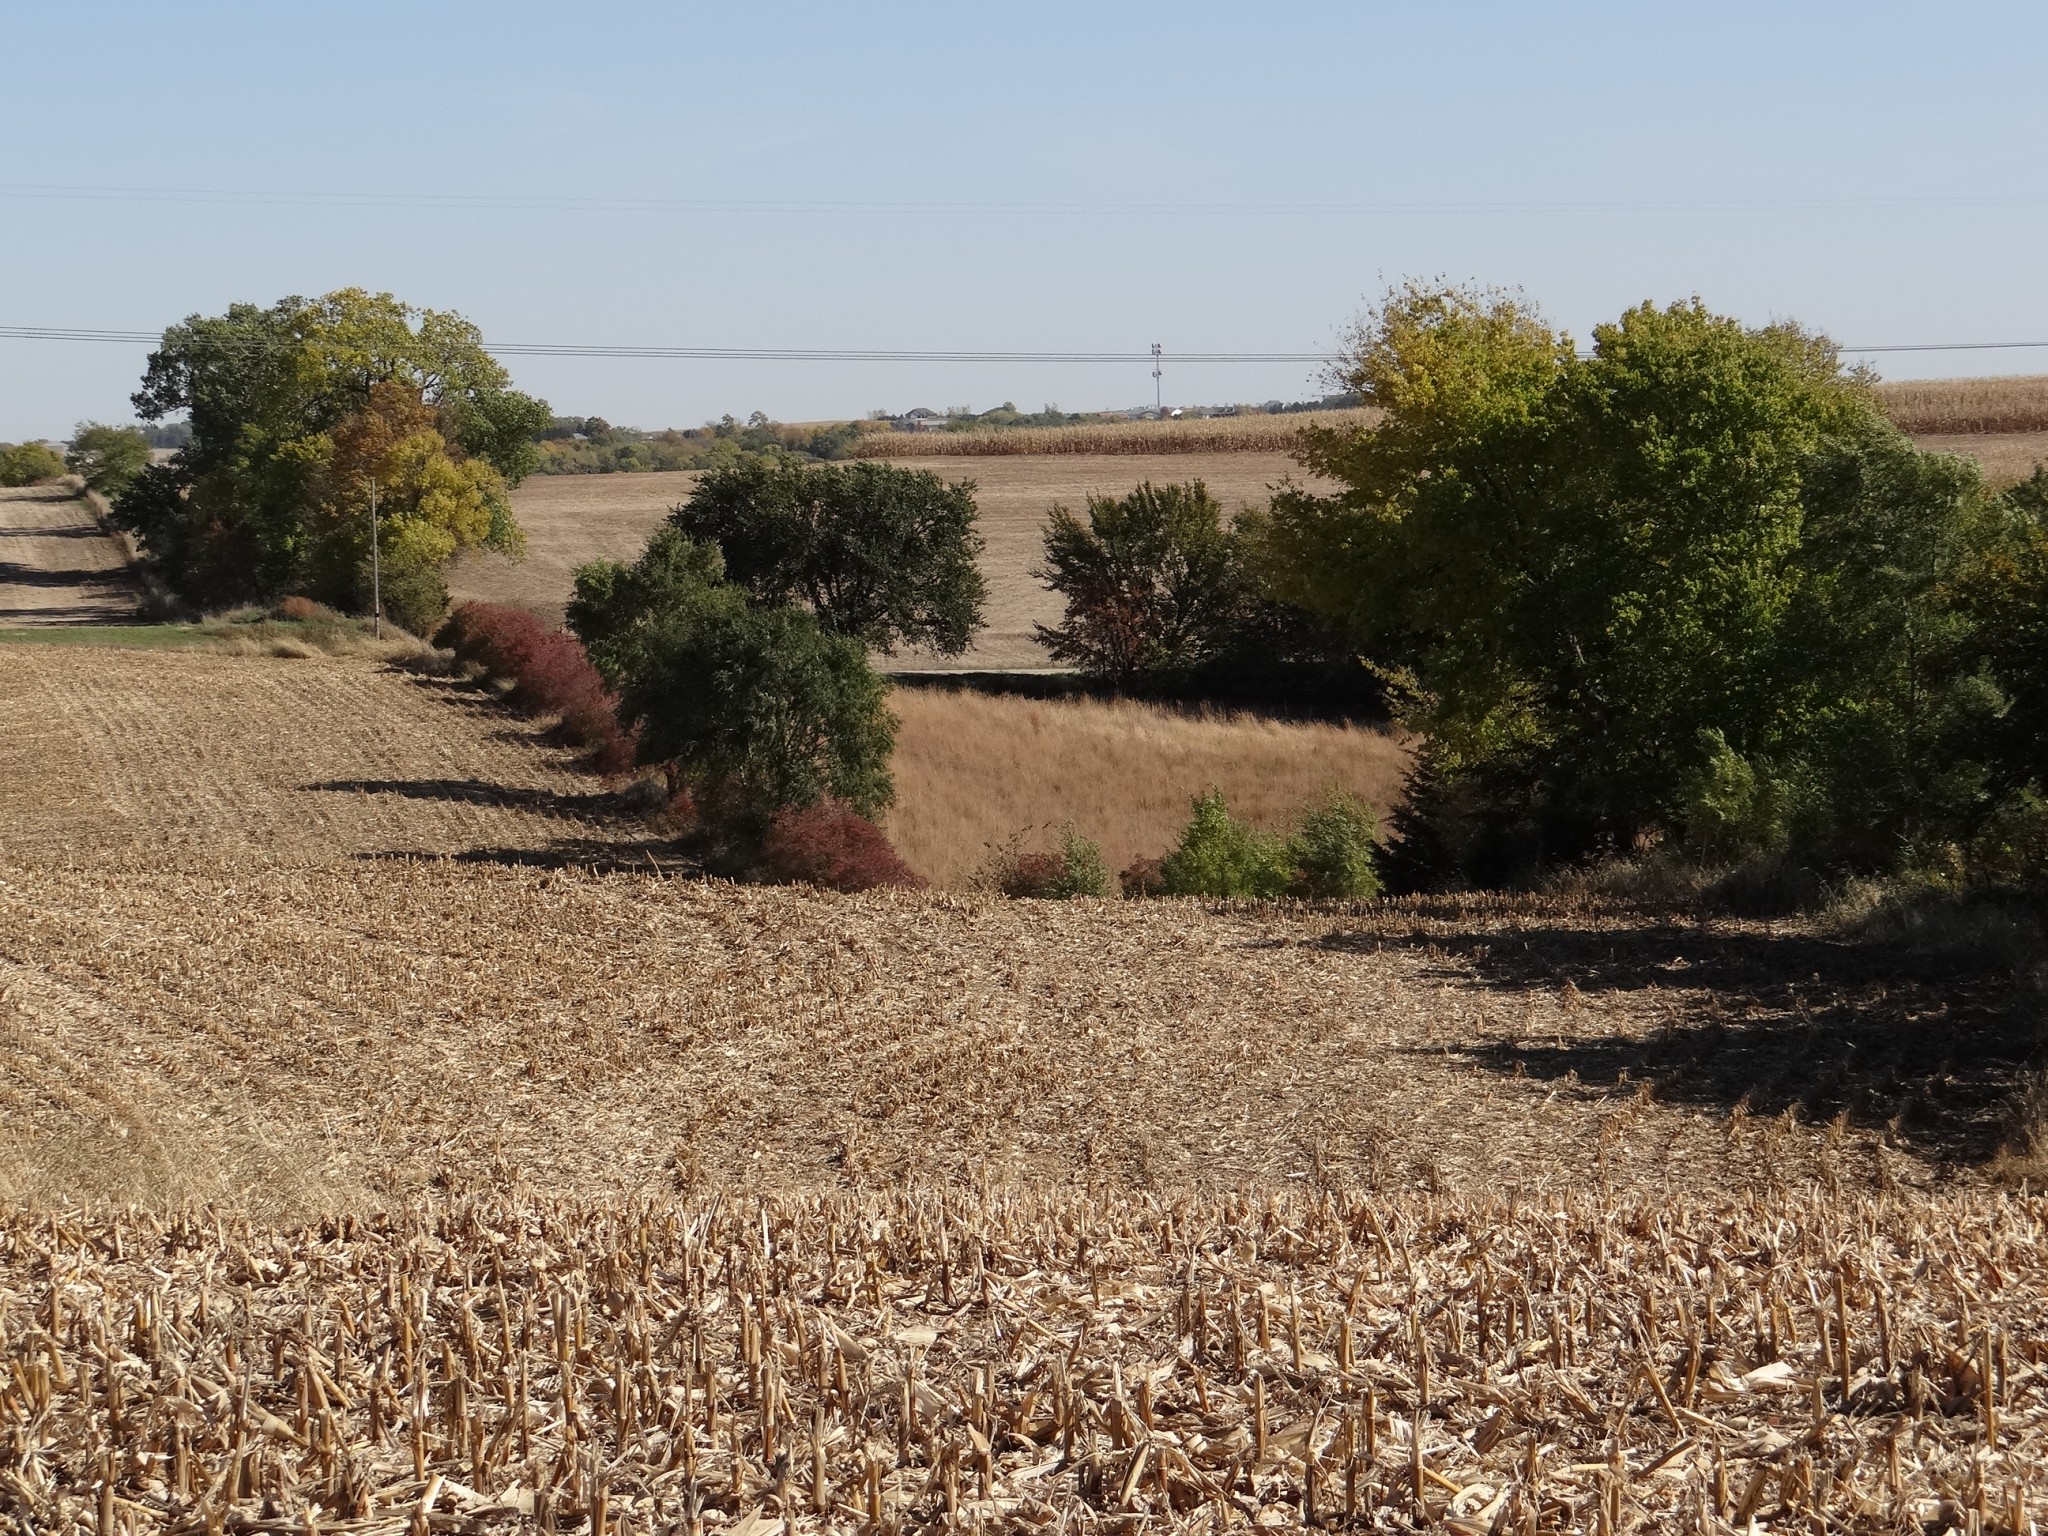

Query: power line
[5,182,2048,218]
[3,324,2047,362]
[0,326,1322,362]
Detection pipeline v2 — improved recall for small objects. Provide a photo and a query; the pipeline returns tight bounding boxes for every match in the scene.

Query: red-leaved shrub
[275,595,336,622]
[1120,855,1166,898]
[758,803,926,892]
[437,601,636,769]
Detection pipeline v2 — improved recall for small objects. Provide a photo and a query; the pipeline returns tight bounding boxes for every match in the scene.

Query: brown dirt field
[1914,430,2048,487]
[3,642,2040,1531]
[449,469,705,623]
[475,455,1311,669]
[886,689,1409,888]
[0,482,142,626]
[0,645,2030,1224]
[0,648,655,871]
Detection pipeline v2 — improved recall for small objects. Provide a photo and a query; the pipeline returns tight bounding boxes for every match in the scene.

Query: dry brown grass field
[887,689,1409,888]
[3,646,2045,1530]
[6,1187,2045,1536]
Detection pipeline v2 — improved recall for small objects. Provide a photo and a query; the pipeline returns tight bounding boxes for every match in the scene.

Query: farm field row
[478,435,2047,671]
[0,646,1404,890]
[0,645,2010,1219]
[0,483,141,626]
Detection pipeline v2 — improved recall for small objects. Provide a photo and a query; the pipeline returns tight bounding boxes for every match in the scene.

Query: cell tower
[1152,341,1162,415]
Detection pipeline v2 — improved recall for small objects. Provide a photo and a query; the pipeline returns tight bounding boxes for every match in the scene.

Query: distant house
[892,407,945,433]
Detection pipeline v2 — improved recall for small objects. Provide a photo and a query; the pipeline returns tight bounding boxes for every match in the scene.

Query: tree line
[97,284,2048,898]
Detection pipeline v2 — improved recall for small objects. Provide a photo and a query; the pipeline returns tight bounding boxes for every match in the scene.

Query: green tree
[567,524,730,688]
[0,442,67,486]
[1255,283,2000,880]
[1034,480,1248,686]
[573,521,899,825]
[64,424,150,499]
[1158,789,1294,898]
[617,593,897,820]
[1957,467,2048,810]
[116,289,544,609]
[671,459,986,654]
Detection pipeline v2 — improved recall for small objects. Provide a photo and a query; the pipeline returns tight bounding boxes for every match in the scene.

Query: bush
[65,423,150,500]
[985,825,1113,899]
[360,546,449,638]
[436,601,632,770]
[1158,789,1294,898]
[0,442,67,486]
[1120,856,1167,899]
[275,595,335,622]
[1969,788,2048,889]
[758,802,925,892]
[1286,790,1383,899]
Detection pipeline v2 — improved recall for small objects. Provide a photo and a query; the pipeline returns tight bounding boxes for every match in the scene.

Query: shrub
[1120,856,1167,899]
[1285,790,1383,899]
[758,802,926,892]
[360,545,449,638]
[1158,789,1294,898]
[435,601,632,768]
[1969,788,2048,889]
[985,825,1113,899]
[275,595,334,622]
[0,442,67,486]
[65,423,150,500]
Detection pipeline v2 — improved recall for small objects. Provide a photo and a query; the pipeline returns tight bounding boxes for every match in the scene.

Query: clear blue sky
[3,0,2045,439]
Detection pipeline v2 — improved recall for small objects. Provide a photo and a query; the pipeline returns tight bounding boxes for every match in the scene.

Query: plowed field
[0,483,141,625]
[0,646,2026,1221]
[2,644,2041,1534]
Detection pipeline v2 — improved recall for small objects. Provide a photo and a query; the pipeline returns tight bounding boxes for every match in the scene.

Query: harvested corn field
[1,1187,2044,1536]
[0,647,658,871]
[2,644,2044,1534]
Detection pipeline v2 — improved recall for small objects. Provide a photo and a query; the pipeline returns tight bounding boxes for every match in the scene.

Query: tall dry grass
[886,686,1410,887]
[850,409,1378,458]
[1877,374,2048,434]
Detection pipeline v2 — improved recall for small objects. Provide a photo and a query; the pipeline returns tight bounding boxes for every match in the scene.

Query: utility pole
[1152,342,1163,416]
[367,475,381,640]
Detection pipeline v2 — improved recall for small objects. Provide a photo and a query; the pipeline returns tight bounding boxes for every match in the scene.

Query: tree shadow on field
[1315,916,2041,1169]
[0,525,116,542]
[354,839,695,876]
[306,777,636,817]
[0,562,135,589]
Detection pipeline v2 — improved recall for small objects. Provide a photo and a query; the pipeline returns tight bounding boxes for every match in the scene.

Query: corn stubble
[3,1186,2042,1536]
